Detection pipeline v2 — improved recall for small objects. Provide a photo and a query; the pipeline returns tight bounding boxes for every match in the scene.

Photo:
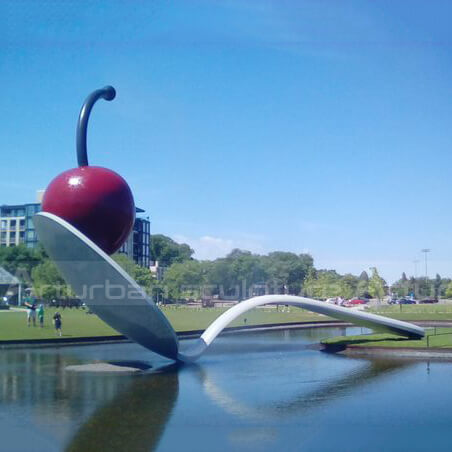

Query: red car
[347,298,367,305]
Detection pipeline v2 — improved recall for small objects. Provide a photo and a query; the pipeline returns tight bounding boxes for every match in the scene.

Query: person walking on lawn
[38,304,45,328]
[53,311,62,336]
[24,297,37,327]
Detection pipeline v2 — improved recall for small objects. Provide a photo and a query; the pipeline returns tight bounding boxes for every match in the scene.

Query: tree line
[161,248,314,301]
[150,236,452,302]
[1,237,451,303]
[0,245,152,301]
[391,272,452,299]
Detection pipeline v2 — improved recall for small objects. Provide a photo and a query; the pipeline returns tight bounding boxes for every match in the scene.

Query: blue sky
[1,0,452,282]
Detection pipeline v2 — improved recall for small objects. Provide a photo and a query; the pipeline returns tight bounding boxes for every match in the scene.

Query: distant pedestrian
[38,304,44,328]
[24,298,37,327]
[53,311,62,336]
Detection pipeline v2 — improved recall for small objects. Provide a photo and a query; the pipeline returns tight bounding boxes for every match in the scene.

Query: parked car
[347,298,367,305]
[325,297,346,305]
[397,298,417,304]
[326,297,338,304]
[419,298,438,304]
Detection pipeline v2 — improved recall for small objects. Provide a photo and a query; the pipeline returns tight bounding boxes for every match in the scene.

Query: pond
[0,326,451,452]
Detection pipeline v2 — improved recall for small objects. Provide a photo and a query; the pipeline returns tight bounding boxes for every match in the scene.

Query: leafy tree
[206,257,237,298]
[407,276,417,297]
[357,276,369,298]
[416,277,432,298]
[359,271,369,282]
[303,269,342,298]
[302,268,316,296]
[227,249,251,260]
[368,267,386,301]
[434,273,442,299]
[394,275,451,299]
[302,268,322,298]
[265,252,313,295]
[354,270,371,297]
[163,260,207,301]
[113,254,155,293]
[134,266,154,292]
[150,235,193,267]
[392,273,411,297]
[445,281,452,299]
[206,250,267,300]
[113,254,137,276]
[0,244,43,283]
[340,274,359,299]
[439,277,451,298]
[228,250,267,299]
[32,260,74,300]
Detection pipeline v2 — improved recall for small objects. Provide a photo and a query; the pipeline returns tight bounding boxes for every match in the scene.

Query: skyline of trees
[0,240,450,303]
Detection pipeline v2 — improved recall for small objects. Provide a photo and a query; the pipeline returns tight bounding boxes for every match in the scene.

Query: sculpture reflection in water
[66,358,410,452]
[197,358,410,421]
[65,364,179,452]
[0,344,414,452]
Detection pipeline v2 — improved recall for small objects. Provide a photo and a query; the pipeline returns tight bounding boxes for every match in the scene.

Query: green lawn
[0,306,331,341]
[4,303,452,343]
[322,327,452,349]
[0,308,118,340]
[369,303,452,321]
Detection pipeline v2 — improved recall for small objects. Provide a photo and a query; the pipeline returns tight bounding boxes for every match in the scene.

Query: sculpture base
[65,361,152,374]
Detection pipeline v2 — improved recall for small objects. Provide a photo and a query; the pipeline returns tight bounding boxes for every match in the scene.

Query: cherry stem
[76,86,116,167]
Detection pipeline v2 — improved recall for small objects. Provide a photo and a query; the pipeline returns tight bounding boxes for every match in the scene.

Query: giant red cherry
[42,86,135,255]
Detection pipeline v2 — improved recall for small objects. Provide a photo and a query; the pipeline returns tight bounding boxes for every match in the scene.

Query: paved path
[0,307,25,313]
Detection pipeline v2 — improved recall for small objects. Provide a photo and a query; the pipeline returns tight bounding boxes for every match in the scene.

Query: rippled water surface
[1,327,451,452]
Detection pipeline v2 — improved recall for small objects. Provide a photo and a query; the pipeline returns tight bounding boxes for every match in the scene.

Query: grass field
[369,303,452,321]
[3,303,452,343]
[0,305,331,341]
[322,327,452,349]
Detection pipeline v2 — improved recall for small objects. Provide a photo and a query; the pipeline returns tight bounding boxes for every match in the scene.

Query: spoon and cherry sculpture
[34,86,424,363]
[41,86,135,255]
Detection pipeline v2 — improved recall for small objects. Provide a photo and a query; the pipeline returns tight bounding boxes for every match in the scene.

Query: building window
[10,231,16,239]
[19,219,25,229]
[0,220,6,230]
[25,204,40,216]
[10,220,16,228]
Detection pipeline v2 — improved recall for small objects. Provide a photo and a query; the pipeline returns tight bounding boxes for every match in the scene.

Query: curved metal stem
[76,86,116,167]
[177,294,425,362]
[33,212,426,365]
